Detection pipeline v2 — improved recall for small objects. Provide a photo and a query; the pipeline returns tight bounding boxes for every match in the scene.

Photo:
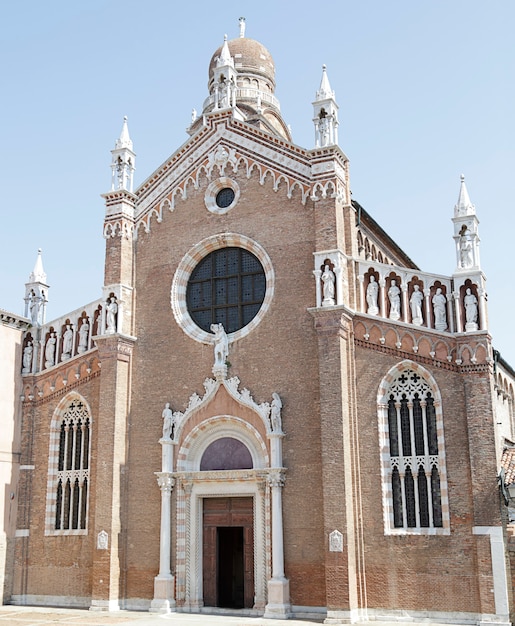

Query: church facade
[4,19,515,624]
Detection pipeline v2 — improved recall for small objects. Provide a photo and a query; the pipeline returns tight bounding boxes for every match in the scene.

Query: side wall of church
[354,342,501,616]
[12,372,100,604]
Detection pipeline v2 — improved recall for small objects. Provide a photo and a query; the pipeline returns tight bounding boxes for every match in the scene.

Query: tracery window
[46,397,91,534]
[379,363,449,534]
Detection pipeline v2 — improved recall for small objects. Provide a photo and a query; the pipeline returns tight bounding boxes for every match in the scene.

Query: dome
[208,37,276,89]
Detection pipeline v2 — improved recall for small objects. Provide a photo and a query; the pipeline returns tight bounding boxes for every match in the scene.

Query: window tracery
[46,398,91,533]
[379,364,449,534]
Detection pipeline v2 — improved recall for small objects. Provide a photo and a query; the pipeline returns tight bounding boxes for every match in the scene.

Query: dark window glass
[405,468,416,527]
[392,468,403,527]
[187,247,266,333]
[418,466,429,527]
[216,187,235,208]
[431,466,443,527]
[388,397,399,457]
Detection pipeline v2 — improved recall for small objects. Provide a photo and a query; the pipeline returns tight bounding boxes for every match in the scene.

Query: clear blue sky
[1,1,514,362]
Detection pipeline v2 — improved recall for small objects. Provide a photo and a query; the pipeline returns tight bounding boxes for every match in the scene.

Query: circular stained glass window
[216,187,235,209]
[186,247,266,333]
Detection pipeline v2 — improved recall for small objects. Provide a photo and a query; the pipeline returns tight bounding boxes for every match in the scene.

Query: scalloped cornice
[130,115,349,238]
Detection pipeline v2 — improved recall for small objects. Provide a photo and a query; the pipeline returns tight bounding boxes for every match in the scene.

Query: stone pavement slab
[0,606,324,626]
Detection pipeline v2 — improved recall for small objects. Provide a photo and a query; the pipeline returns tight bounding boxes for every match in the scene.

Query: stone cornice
[0,310,31,330]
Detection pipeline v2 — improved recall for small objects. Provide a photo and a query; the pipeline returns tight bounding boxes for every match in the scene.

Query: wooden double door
[202,497,254,609]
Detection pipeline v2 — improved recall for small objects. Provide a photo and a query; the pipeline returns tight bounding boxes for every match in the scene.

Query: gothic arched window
[378,363,449,534]
[46,397,91,534]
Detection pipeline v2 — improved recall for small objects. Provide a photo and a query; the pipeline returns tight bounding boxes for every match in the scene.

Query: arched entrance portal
[203,496,254,609]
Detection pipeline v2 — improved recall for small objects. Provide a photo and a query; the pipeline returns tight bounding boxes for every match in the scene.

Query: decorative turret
[313,65,339,148]
[452,174,480,272]
[451,175,487,333]
[211,35,238,110]
[24,248,49,326]
[189,19,291,141]
[110,116,135,192]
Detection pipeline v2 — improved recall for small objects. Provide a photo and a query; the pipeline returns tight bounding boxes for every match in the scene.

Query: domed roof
[208,37,276,87]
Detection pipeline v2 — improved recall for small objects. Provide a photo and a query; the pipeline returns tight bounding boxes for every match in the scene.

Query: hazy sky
[1,1,514,362]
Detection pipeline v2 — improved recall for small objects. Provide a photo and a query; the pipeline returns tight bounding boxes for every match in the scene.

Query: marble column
[150,439,176,613]
[264,468,291,619]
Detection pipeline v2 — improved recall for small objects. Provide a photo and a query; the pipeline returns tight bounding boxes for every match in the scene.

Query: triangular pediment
[169,375,276,445]
[132,113,348,236]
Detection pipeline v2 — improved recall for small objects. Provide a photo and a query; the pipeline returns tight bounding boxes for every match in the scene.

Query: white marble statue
[271,392,283,433]
[162,403,175,440]
[464,288,478,329]
[410,285,424,326]
[78,320,89,353]
[106,297,118,334]
[22,342,33,373]
[432,288,447,331]
[459,231,473,268]
[45,332,56,368]
[62,324,73,358]
[211,323,228,367]
[366,276,379,315]
[388,279,401,321]
[321,264,335,306]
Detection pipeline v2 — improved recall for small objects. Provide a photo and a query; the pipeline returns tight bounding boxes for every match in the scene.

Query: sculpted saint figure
[22,342,33,373]
[106,297,118,334]
[78,321,89,353]
[459,231,473,268]
[464,288,478,328]
[45,332,56,367]
[162,403,175,439]
[388,279,401,321]
[410,285,424,326]
[321,264,335,306]
[62,324,73,358]
[270,393,283,433]
[432,288,447,330]
[211,323,228,367]
[366,276,379,315]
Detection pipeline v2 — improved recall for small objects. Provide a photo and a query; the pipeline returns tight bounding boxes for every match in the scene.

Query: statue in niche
[211,323,228,367]
[321,264,335,306]
[78,320,89,353]
[22,342,33,373]
[62,324,73,359]
[388,279,401,321]
[366,276,379,315]
[459,230,473,268]
[162,403,175,440]
[410,285,424,325]
[106,297,118,334]
[319,116,329,146]
[45,332,56,367]
[29,291,38,324]
[270,393,283,433]
[432,288,447,330]
[464,288,478,329]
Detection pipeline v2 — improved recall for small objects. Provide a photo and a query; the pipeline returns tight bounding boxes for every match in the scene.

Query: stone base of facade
[89,599,120,611]
[263,577,291,619]
[149,574,175,613]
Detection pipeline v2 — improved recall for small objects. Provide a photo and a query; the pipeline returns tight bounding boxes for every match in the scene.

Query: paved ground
[0,606,326,626]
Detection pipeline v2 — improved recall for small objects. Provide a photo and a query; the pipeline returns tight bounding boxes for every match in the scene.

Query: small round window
[216,187,235,209]
[186,247,266,333]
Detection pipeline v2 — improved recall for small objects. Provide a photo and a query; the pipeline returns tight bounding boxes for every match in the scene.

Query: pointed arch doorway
[202,496,254,609]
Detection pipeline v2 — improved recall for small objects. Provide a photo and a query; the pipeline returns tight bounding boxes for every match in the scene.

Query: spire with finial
[312,64,339,147]
[239,16,246,38]
[24,249,49,325]
[454,174,475,217]
[217,34,234,68]
[110,116,136,192]
[316,65,335,101]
